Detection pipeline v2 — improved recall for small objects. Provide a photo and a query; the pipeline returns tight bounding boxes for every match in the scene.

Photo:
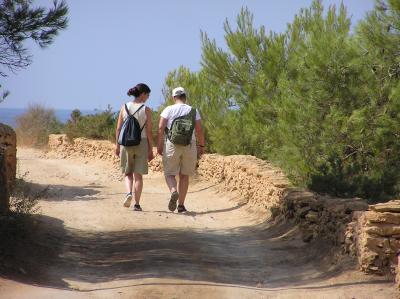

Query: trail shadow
[153,203,246,216]
[0,215,383,291]
[14,180,102,202]
[188,184,218,193]
[0,214,70,288]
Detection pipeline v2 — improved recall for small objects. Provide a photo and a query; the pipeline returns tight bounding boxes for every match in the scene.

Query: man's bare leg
[178,173,189,206]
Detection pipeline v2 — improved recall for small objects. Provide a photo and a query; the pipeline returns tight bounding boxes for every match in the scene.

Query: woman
[115,83,154,211]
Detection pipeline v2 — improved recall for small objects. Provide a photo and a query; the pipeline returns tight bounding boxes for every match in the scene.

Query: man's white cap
[172,86,186,97]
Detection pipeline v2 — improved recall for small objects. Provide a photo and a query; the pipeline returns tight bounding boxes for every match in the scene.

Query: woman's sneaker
[133,204,142,211]
[123,192,132,207]
[168,191,179,211]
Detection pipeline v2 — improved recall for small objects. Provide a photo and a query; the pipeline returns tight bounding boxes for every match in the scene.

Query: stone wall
[279,190,369,244]
[196,154,369,244]
[345,200,400,277]
[0,124,16,189]
[0,123,17,214]
[397,257,400,292]
[197,154,290,210]
[48,134,119,163]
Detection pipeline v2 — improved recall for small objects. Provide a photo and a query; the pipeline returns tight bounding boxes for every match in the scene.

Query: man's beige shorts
[163,139,197,176]
[120,140,148,175]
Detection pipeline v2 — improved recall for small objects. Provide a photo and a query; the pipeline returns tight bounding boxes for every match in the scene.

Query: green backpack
[166,108,196,145]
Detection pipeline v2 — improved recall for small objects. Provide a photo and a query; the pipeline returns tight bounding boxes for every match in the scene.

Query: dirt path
[0,148,396,298]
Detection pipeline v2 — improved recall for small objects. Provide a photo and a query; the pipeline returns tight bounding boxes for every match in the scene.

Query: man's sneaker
[168,191,179,211]
[133,204,142,211]
[123,192,132,208]
[177,205,187,213]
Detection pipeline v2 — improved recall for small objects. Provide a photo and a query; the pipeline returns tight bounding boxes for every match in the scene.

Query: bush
[64,105,117,142]
[15,104,63,147]
[9,177,41,215]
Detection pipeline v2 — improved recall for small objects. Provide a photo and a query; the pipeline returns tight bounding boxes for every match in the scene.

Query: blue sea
[0,108,95,128]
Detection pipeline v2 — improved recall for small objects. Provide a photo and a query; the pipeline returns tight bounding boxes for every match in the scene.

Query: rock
[364,211,400,225]
[296,206,311,218]
[365,225,400,237]
[305,211,319,223]
[370,200,400,213]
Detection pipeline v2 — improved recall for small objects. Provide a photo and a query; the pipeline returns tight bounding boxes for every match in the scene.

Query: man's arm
[157,117,168,156]
[195,119,205,157]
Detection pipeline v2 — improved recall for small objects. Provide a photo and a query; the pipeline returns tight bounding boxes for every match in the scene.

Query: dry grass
[15,103,63,148]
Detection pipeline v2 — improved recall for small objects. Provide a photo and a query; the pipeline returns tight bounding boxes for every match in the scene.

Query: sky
[1,0,375,111]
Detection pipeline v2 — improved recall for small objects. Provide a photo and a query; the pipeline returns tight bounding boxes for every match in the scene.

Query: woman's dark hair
[127,83,151,97]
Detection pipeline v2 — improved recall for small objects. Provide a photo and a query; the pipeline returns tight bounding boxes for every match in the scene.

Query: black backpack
[118,104,146,146]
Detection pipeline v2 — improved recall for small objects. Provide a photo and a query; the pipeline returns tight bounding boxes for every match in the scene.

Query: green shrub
[64,105,117,142]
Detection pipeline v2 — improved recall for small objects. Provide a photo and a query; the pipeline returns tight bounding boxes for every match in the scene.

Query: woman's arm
[114,106,124,157]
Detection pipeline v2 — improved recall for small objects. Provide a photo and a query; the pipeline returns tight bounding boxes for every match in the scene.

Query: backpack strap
[190,107,196,125]
[124,104,130,116]
[133,104,145,115]
[140,120,147,132]
[124,104,145,116]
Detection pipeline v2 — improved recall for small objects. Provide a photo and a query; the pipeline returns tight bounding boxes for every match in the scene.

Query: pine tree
[201,8,287,158]
[0,0,68,101]
[163,0,400,201]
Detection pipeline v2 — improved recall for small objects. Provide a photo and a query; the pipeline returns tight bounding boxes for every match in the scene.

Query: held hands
[157,145,163,156]
[148,151,154,162]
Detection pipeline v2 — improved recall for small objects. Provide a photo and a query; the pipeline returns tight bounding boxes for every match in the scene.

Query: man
[157,86,205,213]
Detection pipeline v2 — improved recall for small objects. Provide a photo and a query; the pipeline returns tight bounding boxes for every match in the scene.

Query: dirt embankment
[47,134,400,285]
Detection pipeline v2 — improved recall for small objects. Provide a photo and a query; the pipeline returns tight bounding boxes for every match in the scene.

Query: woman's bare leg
[125,173,133,194]
[133,173,143,204]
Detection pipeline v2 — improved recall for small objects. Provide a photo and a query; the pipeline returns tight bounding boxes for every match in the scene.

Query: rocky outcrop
[0,123,17,190]
[345,200,400,277]
[0,123,17,214]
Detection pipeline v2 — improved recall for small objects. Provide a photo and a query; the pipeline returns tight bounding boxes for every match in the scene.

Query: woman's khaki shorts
[163,139,197,176]
[120,139,148,175]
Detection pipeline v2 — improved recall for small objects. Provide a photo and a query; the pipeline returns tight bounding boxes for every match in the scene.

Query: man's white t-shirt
[160,103,201,140]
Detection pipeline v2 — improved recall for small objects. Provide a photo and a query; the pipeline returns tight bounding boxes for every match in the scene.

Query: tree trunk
[0,148,9,215]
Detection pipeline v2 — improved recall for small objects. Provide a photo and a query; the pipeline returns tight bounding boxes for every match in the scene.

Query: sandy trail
[0,148,396,298]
